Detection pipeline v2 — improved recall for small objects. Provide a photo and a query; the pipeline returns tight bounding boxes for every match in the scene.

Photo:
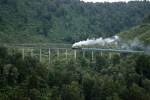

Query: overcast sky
[81,0,136,3]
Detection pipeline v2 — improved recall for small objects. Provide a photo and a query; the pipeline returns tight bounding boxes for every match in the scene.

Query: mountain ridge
[0,0,150,43]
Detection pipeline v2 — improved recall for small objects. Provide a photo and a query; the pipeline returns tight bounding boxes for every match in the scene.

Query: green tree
[61,81,84,100]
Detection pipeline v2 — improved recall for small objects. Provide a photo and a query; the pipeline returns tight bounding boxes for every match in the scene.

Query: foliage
[0,0,150,43]
[119,14,150,44]
[0,47,150,100]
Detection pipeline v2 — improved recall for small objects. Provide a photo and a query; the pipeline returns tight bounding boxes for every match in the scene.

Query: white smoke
[72,35,119,47]
[72,35,150,54]
[119,38,144,50]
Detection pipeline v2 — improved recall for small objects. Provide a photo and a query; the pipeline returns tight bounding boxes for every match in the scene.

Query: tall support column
[30,49,33,57]
[49,48,51,64]
[92,51,94,61]
[74,50,77,60]
[40,49,42,62]
[22,48,25,60]
[83,51,85,58]
[109,53,112,60]
[57,49,60,59]
[118,53,121,57]
[101,51,103,56]
[65,49,68,60]
[13,48,15,55]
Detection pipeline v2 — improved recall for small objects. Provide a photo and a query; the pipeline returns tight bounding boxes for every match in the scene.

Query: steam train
[72,46,82,49]
[71,43,147,53]
[72,43,119,49]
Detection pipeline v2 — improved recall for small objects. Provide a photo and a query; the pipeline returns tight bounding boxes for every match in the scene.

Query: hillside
[0,0,150,43]
[119,15,150,45]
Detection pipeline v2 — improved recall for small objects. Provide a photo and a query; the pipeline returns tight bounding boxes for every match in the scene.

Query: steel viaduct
[0,43,145,64]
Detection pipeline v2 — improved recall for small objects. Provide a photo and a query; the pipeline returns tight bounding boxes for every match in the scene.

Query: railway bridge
[0,43,145,64]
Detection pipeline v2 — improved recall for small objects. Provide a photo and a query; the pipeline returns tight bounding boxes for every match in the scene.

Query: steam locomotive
[72,43,119,49]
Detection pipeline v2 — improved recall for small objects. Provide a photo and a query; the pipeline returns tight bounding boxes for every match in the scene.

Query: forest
[0,0,150,43]
[119,14,150,44]
[0,47,150,100]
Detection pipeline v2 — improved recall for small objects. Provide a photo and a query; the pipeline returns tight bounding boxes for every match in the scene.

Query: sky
[81,0,135,3]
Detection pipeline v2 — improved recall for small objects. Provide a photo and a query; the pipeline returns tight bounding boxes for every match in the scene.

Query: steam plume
[72,35,119,47]
[72,35,150,55]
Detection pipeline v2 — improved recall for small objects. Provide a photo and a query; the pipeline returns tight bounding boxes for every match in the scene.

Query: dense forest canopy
[0,0,150,43]
[0,46,150,100]
[119,15,150,44]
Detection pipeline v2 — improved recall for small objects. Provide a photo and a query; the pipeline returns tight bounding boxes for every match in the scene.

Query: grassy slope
[119,23,150,45]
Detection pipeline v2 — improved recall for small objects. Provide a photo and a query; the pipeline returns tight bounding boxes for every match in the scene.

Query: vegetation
[0,0,150,43]
[0,47,150,100]
[0,0,150,100]
[119,15,150,45]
